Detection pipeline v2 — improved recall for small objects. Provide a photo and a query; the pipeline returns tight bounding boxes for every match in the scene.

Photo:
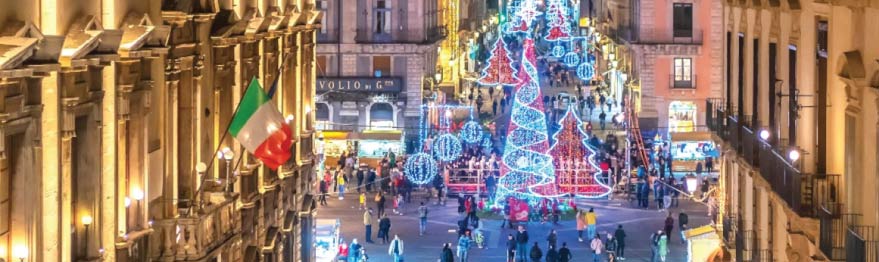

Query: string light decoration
[576,62,595,80]
[460,120,483,143]
[551,45,565,58]
[507,0,540,34]
[482,133,493,149]
[404,152,439,185]
[543,0,572,41]
[477,37,520,86]
[496,38,563,202]
[433,133,463,161]
[563,52,580,67]
[548,108,613,198]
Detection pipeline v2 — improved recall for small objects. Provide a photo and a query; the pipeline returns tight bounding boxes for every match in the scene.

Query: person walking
[457,231,473,262]
[614,225,627,259]
[576,209,586,242]
[378,215,391,244]
[388,235,404,262]
[558,242,572,262]
[679,212,689,244]
[441,243,455,262]
[586,208,597,240]
[418,202,429,236]
[516,225,530,262]
[356,167,365,193]
[546,245,559,262]
[318,179,328,206]
[506,234,517,262]
[664,213,675,243]
[337,171,347,199]
[657,232,669,262]
[546,229,558,250]
[590,235,604,262]
[363,209,374,243]
[349,239,362,262]
[376,193,386,218]
[366,168,376,192]
[650,230,662,262]
[529,242,543,262]
[359,192,366,210]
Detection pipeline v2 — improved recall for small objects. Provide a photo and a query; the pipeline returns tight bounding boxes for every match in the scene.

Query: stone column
[39,71,61,262]
[101,63,118,261]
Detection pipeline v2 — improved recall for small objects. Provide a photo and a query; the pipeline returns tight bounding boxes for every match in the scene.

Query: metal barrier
[847,225,878,262]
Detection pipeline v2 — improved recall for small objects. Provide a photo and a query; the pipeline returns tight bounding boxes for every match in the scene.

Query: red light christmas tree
[477,37,520,86]
[549,108,613,198]
[544,0,572,41]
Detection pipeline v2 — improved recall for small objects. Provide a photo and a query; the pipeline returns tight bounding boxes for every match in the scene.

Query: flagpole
[192,55,287,214]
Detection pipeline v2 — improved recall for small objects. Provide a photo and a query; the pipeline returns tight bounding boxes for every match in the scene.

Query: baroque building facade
[0,0,320,261]
[709,0,879,261]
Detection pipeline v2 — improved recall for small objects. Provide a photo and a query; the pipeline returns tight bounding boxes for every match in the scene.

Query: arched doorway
[368,102,395,130]
[315,103,331,130]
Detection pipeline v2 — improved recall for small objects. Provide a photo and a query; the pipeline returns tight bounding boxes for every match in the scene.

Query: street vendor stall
[669,131,719,174]
[682,225,723,262]
[318,130,403,168]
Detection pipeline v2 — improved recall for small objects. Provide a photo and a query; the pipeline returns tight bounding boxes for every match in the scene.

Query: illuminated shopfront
[669,101,697,133]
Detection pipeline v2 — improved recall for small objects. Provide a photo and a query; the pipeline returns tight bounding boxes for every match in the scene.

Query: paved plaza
[316,190,711,261]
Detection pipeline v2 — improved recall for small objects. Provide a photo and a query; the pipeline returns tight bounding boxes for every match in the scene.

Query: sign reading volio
[317,77,403,93]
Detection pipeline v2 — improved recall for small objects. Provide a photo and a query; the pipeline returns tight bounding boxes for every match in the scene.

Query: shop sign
[317,77,403,93]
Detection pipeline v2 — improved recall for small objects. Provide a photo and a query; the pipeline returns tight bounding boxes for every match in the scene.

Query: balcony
[669,74,697,89]
[736,226,755,262]
[152,194,240,261]
[846,224,879,262]
[354,27,446,44]
[638,29,703,45]
[706,99,841,218]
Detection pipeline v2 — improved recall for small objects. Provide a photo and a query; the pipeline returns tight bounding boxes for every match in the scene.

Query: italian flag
[230,77,294,170]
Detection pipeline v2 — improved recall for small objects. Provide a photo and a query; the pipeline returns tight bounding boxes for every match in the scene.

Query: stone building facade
[708,0,879,261]
[314,0,443,150]
[0,0,320,261]
[596,0,724,132]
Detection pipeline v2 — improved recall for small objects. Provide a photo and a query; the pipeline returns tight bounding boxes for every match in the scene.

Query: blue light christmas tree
[496,38,562,202]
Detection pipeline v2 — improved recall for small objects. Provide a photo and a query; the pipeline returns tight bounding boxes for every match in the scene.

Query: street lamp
[759,129,770,141]
[788,149,801,162]
[131,188,144,229]
[81,215,93,256]
[12,245,26,262]
[285,114,294,123]
[222,147,234,193]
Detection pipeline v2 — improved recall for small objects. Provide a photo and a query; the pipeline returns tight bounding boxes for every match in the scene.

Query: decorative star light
[404,152,439,185]
[433,133,463,161]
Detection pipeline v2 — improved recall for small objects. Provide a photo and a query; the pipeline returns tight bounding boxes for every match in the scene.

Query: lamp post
[11,245,26,262]
[81,215,93,257]
[222,147,234,193]
[131,188,144,228]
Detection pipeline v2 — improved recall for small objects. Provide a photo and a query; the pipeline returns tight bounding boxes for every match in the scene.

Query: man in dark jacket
[529,242,543,262]
[679,212,689,244]
[441,243,454,262]
[614,225,627,259]
[366,168,376,192]
[545,245,559,262]
[516,226,530,261]
[664,213,675,242]
[558,242,573,262]
[506,234,517,262]
[378,215,391,244]
[318,179,328,206]
[376,194,386,218]
[355,167,365,193]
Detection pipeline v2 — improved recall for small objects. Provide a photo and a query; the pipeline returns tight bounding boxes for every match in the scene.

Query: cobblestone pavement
[316,190,711,261]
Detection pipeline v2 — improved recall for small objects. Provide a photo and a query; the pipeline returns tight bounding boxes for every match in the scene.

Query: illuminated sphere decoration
[460,121,483,143]
[551,46,565,58]
[576,62,595,80]
[433,133,463,161]
[404,153,439,185]
[563,52,580,67]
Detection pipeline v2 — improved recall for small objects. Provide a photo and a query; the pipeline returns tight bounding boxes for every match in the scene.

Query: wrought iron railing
[736,227,755,262]
[819,203,858,261]
[848,225,879,262]
[670,74,697,89]
[638,29,704,45]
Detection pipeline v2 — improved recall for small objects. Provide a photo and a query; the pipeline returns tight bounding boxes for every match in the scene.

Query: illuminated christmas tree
[544,0,572,41]
[477,37,520,86]
[496,38,561,203]
[549,108,613,198]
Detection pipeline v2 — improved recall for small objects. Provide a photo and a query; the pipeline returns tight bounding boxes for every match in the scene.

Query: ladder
[626,95,650,170]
